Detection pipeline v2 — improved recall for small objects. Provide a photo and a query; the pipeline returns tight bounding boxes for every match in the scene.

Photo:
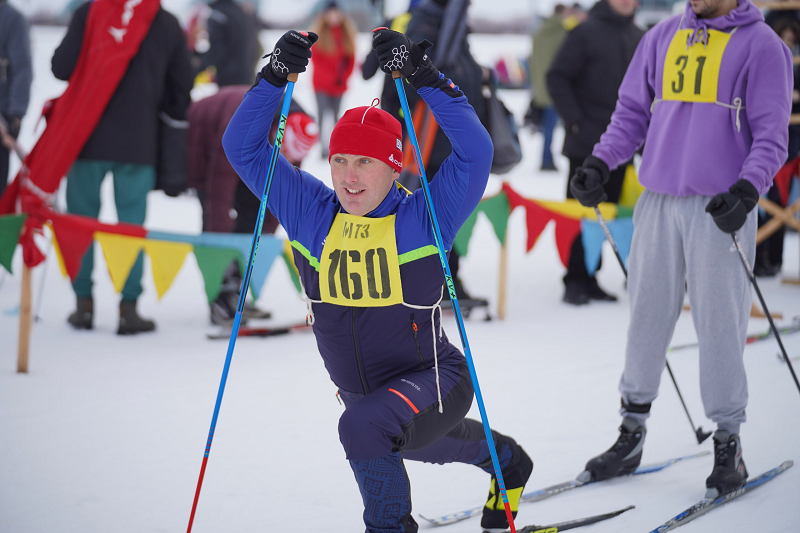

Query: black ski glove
[705,178,759,233]
[259,30,318,87]
[569,155,611,207]
[372,28,438,90]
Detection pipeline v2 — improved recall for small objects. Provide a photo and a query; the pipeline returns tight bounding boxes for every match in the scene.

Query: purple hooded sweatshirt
[593,0,792,196]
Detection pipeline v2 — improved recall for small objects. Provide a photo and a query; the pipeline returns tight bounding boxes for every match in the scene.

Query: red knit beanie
[328,99,403,171]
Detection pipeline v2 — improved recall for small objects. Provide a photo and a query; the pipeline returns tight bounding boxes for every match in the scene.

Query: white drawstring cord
[715,97,744,132]
[402,286,445,413]
[298,277,446,412]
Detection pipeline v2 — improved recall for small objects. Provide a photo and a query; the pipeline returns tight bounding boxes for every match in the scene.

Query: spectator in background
[530,4,568,171]
[53,1,193,334]
[403,0,490,305]
[0,0,32,198]
[194,0,260,86]
[547,0,643,305]
[188,85,318,325]
[310,1,357,160]
[755,17,800,276]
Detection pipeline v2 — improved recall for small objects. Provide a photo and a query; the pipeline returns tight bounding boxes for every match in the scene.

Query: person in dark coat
[194,0,260,87]
[403,0,490,304]
[52,1,193,334]
[0,0,32,198]
[188,84,319,325]
[547,0,643,305]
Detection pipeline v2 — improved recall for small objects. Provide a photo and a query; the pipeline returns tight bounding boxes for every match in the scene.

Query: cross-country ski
[419,452,708,526]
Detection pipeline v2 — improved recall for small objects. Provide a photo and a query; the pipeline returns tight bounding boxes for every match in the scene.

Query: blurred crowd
[0,0,797,334]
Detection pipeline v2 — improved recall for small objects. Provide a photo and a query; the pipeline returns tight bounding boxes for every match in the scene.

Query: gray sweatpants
[620,190,756,435]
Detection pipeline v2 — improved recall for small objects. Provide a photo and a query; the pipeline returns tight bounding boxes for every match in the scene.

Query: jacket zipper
[410,313,426,370]
[352,308,369,394]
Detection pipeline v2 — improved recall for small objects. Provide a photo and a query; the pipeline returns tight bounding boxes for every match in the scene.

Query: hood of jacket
[681,0,764,32]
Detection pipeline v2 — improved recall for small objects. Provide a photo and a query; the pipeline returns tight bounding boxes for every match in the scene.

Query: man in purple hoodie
[568,0,792,498]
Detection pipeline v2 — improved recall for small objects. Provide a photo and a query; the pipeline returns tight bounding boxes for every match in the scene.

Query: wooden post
[17,263,32,373]
[497,227,508,320]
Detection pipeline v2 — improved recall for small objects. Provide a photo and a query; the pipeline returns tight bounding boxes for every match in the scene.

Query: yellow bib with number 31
[320,213,404,307]
[662,29,732,103]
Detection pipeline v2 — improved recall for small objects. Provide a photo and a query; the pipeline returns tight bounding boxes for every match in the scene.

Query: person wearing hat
[223,29,533,533]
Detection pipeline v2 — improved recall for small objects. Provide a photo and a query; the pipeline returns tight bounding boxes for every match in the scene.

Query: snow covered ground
[1,27,799,533]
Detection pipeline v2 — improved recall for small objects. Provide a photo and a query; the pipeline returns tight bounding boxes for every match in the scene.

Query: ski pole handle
[392,71,401,79]
[288,73,298,83]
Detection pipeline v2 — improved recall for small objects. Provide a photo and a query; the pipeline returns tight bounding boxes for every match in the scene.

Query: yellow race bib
[320,213,404,307]
[662,29,732,103]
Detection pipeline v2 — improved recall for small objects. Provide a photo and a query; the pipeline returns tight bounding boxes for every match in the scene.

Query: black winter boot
[587,277,617,301]
[705,430,748,498]
[563,278,590,305]
[579,417,646,482]
[481,444,534,532]
[67,297,94,330]
[117,301,156,335]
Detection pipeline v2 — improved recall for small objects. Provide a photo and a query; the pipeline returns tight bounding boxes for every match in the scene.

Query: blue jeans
[541,106,559,168]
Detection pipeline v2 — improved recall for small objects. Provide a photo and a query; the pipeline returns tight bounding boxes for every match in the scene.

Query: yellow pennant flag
[95,232,146,294]
[143,239,192,300]
[535,198,617,221]
[47,223,69,279]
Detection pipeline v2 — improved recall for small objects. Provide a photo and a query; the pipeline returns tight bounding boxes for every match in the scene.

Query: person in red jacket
[309,1,357,159]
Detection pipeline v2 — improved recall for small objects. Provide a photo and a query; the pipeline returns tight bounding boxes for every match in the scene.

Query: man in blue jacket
[223,29,532,533]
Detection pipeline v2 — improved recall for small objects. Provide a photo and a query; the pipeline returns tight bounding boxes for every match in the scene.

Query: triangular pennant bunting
[194,245,244,304]
[143,239,193,300]
[49,213,97,281]
[46,223,69,279]
[581,220,606,276]
[607,218,635,270]
[553,214,582,267]
[95,232,146,294]
[524,202,552,252]
[0,214,27,273]
[248,235,285,300]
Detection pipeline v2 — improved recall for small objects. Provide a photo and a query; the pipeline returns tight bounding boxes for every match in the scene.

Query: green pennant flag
[0,214,27,274]
[193,245,244,304]
[453,193,510,256]
[481,193,511,244]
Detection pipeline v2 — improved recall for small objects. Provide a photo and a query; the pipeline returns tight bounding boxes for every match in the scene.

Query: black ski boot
[67,297,94,330]
[117,300,156,335]
[578,417,646,482]
[705,430,748,498]
[481,444,534,532]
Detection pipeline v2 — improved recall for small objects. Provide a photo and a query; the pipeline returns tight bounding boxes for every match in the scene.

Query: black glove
[372,28,435,87]
[705,178,759,233]
[260,30,318,87]
[569,155,611,207]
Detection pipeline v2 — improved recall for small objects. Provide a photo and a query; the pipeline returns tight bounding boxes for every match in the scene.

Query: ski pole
[593,207,711,444]
[393,71,518,533]
[732,233,800,398]
[186,74,299,533]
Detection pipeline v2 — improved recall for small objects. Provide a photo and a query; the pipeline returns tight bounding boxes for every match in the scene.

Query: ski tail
[648,460,794,533]
[518,505,635,533]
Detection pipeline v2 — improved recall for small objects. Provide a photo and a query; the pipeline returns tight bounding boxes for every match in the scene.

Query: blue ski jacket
[223,77,492,395]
